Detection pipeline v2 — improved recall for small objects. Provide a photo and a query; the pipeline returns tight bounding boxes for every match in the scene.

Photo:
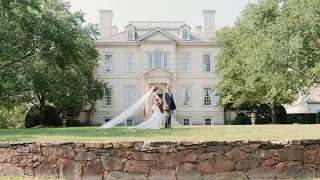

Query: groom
[163,85,176,128]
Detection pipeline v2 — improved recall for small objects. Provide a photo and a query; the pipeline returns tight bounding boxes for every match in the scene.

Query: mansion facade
[92,10,225,126]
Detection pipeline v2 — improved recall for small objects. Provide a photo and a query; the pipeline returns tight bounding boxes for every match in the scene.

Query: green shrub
[44,105,61,126]
[231,115,251,125]
[24,106,40,128]
[235,104,287,124]
[287,113,316,124]
[66,120,82,127]
[25,105,62,128]
[276,106,287,124]
[256,104,272,124]
[317,112,320,124]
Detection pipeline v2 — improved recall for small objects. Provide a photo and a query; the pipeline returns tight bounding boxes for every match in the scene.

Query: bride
[100,87,162,129]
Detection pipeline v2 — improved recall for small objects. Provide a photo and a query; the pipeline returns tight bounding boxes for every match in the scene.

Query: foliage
[25,105,61,128]
[59,107,80,119]
[287,114,316,124]
[0,105,27,129]
[316,112,320,124]
[231,115,251,125]
[66,120,83,127]
[234,104,287,124]
[0,0,108,125]
[215,0,320,123]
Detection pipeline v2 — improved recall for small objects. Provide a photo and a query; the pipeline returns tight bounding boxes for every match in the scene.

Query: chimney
[99,10,113,38]
[195,26,202,36]
[201,10,216,38]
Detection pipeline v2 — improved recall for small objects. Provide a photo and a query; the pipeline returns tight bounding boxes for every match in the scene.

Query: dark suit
[163,91,176,128]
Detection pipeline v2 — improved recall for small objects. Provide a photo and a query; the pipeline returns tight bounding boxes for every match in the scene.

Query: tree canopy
[215,0,320,123]
[0,0,107,125]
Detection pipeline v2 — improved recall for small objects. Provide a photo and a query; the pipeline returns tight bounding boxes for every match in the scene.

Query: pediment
[143,32,175,41]
[138,28,179,42]
[143,68,173,79]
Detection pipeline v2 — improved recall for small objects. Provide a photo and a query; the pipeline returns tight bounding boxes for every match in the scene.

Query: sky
[67,0,257,32]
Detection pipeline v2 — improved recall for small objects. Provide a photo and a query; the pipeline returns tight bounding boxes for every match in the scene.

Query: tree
[0,0,107,125]
[215,0,320,123]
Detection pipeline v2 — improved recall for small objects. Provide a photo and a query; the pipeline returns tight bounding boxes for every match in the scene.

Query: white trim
[181,53,191,73]
[181,86,192,107]
[104,117,113,123]
[126,118,135,126]
[204,117,213,125]
[137,27,179,41]
[183,117,191,125]
[203,86,214,107]
[124,86,136,107]
[125,53,135,73]
[202,53,212,73]
[103,86,114,107]
[103,53,114,73]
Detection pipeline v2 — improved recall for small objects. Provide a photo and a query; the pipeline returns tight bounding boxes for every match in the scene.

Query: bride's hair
[153,87,158,91]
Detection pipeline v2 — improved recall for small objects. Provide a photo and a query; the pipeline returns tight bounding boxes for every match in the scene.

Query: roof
[95,29,212,43]
[286,85,320,107]
[301,86,320,103]
[179,24,191,30]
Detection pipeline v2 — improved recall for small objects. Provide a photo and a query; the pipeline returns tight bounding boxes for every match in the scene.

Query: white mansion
[92,10,225,126]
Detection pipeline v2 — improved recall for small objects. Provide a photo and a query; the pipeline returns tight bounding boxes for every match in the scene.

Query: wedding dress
[130,93,162,129]
[99,88,162,129]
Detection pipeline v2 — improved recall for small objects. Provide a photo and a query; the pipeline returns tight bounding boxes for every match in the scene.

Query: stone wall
[1,139,320,179]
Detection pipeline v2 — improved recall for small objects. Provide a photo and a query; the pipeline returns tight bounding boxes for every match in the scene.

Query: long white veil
[99,87,154,128]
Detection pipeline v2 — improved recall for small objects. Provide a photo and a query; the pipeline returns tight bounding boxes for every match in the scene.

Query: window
[203,87,212,106]
[125,87,135,107]
[183,119,190,125]
[181,54,190,72]
[204,118,212,125]
[148,55,153,69]
[182,29,188,40]
[147,51,169,69]
[155,51,161,68]
[126,54,135,72]
[203,54,211,72]
[128,30,133,40]
[163,54,168,69]
[104,118,112,123]
[182,87,191,106]
[103,87,113,106]
[126,118,134,126]
[105,54,113,72]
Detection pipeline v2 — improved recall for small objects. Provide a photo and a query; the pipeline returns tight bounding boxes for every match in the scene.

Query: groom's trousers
[165,109,172,128]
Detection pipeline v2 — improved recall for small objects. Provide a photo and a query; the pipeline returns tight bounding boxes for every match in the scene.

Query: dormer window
[183,29,188,40]
[128,30,133,40]
[125,24,136,41]
[179,24,191,41]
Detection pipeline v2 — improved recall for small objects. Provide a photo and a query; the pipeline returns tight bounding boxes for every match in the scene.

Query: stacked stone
[1,139,320,179]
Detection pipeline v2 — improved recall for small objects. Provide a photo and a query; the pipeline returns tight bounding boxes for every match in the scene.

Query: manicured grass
[1,124,320,142]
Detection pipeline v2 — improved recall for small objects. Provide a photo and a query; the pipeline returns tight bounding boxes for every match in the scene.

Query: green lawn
[1,124,320,142]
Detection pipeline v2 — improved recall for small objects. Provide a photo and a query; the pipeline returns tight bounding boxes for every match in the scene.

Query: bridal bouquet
[154,98,163,106]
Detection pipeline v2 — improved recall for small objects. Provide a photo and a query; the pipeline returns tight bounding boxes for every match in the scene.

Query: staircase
[161,114,181,126]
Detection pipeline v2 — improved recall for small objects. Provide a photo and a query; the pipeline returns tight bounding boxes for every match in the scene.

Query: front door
[157,94,164,113]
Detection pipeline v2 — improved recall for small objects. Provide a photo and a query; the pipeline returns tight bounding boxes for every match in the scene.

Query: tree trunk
[271,102,277,124]
[39,95,45,125]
